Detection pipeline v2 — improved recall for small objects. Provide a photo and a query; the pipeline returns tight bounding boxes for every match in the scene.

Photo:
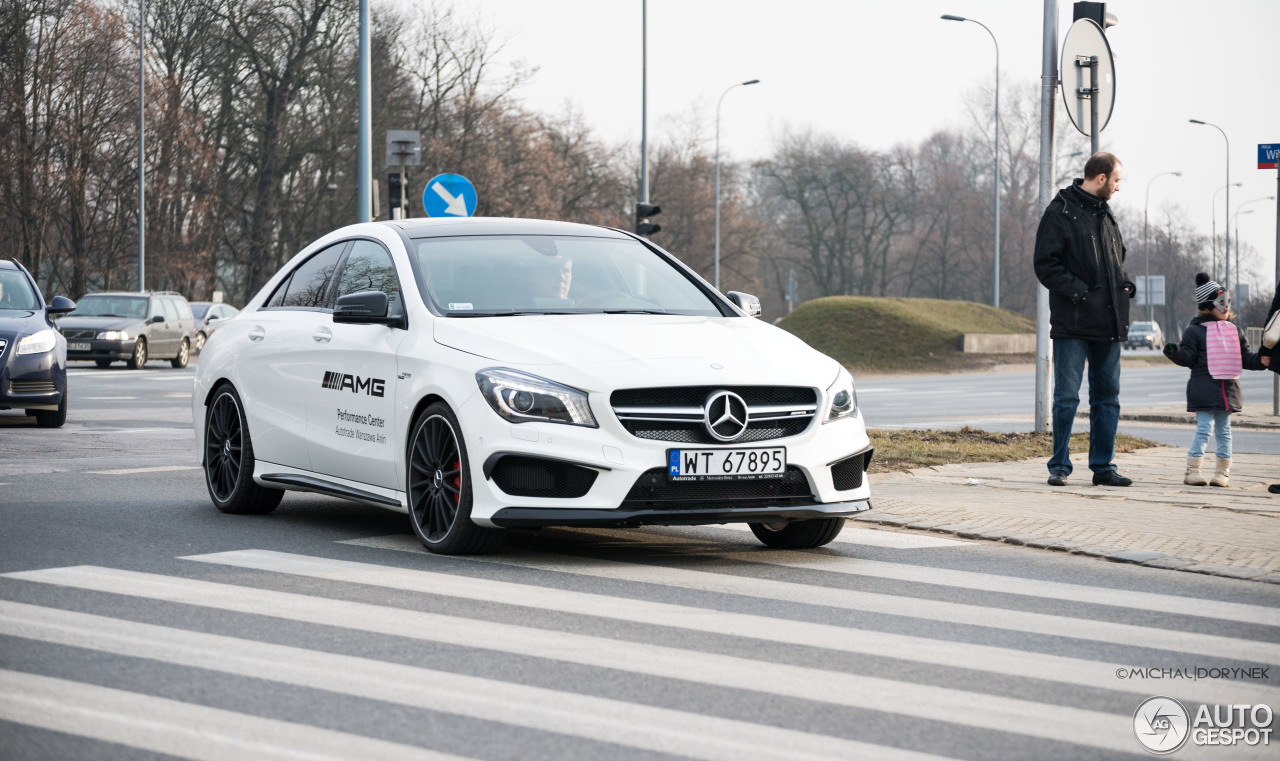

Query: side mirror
[726,291,762,318]
[334,290,400,326]
[205,315,219,323]
[150,315,164,323]
[47,296,76,315]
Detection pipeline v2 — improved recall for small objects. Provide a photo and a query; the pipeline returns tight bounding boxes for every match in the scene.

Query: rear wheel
[204,384,283,514]
[749,517,845,549]
[406,402,503,555]
[126,338,147,369]
[171,338,189,368]
[193,331,207,353]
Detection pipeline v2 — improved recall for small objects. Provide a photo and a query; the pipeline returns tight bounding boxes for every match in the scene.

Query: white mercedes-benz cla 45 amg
[194,218,873,554]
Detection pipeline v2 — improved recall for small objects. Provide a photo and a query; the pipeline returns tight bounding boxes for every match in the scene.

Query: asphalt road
[1,361,1278,760]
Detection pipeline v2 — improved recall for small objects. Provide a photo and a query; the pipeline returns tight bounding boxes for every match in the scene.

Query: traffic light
[635,202,661,236]
[387,171,404,210]
[1073,2,1118,29]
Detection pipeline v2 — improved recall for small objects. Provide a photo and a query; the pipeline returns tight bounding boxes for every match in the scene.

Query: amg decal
[321,370,385,397]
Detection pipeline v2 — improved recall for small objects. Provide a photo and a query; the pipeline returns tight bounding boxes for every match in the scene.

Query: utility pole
[357,0,371,223]
[639,0,648,207]
[137,0,145,291]
[1034,0,1058,433]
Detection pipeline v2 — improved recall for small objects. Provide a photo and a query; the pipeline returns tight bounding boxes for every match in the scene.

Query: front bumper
[458,390,875,528]
[66,338,133,362]
[0,348,65,410]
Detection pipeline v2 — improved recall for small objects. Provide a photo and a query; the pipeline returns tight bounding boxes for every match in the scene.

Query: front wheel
[193,331,206,353]
[32,379,67,428]
[406,402,503,555]
[204,384,283,514]
[171,338,189,368]
[749,517,845,549]
[126,338,147,369]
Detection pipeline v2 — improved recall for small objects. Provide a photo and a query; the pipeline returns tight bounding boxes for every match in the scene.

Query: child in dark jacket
[1163,273,1268,486]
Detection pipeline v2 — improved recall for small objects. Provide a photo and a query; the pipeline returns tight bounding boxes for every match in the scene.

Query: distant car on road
[1125,320,1163,350]
[188,302,240,353]
[61,291,195,369]
[0,259,76,427]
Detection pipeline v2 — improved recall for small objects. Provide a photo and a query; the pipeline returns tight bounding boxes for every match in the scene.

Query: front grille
[490,455,598,498]
[61,329,96,340]
[611,386,817,444]
[10,379,57,395]
[830,453,866,491]
[621,466,816,510]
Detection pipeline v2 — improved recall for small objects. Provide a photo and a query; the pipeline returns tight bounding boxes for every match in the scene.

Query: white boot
[1184,456,1208,486]
[1210,457,1231,488]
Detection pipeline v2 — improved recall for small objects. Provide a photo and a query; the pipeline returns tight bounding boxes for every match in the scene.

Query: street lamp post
[1211,182,1242,280]
[1143,171,1181,323]
[943,14,1000,308]
[714,78,759,292]
[1190,120,1230,289]
[137,0,145,291]
[1232,195,1276,298]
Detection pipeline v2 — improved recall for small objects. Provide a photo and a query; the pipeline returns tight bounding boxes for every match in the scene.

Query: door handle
[312,327,332,344]
[248,326,265,342]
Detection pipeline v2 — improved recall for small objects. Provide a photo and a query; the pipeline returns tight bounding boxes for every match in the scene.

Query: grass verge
[868,427,1161,473]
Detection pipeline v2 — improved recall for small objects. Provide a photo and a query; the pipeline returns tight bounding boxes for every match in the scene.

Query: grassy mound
[777,296,1035,372]
[867,427,1158,473]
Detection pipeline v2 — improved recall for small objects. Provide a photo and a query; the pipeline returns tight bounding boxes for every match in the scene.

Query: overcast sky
[449,0,1279,287]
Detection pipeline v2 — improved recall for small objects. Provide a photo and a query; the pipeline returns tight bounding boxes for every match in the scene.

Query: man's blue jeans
[1050,338,1121,475]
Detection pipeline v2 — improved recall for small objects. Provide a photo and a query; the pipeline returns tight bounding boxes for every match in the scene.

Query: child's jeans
[1188,410,1231,459]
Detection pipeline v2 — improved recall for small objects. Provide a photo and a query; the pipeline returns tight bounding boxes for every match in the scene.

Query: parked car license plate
[68,342,91,351]
[667,447,786,481]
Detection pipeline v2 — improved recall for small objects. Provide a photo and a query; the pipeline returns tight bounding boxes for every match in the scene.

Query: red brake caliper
[451,458,461,505]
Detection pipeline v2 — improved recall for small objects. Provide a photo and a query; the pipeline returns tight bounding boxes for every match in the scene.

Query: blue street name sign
[1259,144,1279,170]
[423,173,477,217]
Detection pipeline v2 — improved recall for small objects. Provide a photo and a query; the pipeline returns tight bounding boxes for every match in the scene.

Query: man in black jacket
[1034,152,1137,487]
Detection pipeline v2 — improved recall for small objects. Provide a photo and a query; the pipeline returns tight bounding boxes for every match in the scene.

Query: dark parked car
[60,291,195,369]
[188,301,239,353]
[0,259,76,427]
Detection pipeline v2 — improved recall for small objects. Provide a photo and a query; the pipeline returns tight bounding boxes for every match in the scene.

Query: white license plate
[68,342,91,351]
[667,447,786,481]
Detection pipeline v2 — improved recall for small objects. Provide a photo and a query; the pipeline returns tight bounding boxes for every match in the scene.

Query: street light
[1190,119,1231,288]
[1211,182,1242,280]
[1143,171,1181,322]
[1232,195,1277,297]
[714,78,759,292]
[944,14,1000,308]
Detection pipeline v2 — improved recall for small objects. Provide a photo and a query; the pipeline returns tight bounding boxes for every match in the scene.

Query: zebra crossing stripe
[3,564,1143,754]
[342,534,1280,683]
[0,668,467,761]
[0,600,955,761]
[614,525,1280,627]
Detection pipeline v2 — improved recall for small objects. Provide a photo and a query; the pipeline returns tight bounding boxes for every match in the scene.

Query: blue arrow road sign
[1259,144,1279,169]
[423,173,477,217]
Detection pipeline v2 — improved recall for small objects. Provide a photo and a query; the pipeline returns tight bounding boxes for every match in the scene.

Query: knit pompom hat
[1194,272,1227,309]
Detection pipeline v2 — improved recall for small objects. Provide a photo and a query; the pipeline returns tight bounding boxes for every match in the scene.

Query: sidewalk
[1108,402,1280,430]
[860,448,1280,584]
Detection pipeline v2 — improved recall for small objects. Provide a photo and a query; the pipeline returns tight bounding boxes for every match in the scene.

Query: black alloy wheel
[749,517,845,549]
[406,402,503,554]
[204,384,283,514]
[127,338,147,369]
[171,338,189,368]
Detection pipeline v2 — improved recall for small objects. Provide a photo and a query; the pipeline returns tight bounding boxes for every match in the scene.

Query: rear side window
[336,240,403,317]
[161,298,179,323]
[272,243,346,309]
[174,299,193,321]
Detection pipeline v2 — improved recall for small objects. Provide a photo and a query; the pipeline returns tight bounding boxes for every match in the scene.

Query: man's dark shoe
[1269,484,1280,495]
[1047,471,1069,486]
[1093,470,1133,487]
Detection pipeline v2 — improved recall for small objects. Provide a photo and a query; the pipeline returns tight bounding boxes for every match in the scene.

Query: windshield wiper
[447,310,577,317]
[600,309,677,315]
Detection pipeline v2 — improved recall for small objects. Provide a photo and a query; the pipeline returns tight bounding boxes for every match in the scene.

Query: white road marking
[184,550,1280,704]
[0,601,953,761]
[83,465,199,475]
[1,564,1151,754]
[0,669,468,761]
[342,533,1280,689]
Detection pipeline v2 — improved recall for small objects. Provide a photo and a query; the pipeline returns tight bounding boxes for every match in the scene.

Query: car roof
[0,259,18,271]
[385,217,631,240]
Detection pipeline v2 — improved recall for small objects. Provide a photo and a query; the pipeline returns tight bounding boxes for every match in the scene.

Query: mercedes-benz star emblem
[704,390,749,442]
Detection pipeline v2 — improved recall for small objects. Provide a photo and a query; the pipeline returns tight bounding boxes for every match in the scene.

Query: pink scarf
[1204,321,1242,380]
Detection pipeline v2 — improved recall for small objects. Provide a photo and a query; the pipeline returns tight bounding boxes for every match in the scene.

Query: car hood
[433,314,838,385]
[57,315,143,331]
[0,310,44,338]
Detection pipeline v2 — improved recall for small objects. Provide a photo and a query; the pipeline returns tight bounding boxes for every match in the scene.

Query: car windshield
[70,295,148,318]
[1130,322,1154,331]
[0,269,40,310]
[190,303,210,319]
[413,235,724,317]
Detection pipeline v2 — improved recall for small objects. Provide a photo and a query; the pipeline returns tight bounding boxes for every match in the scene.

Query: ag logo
[704,390,749,442]
[321,371,385,398]
[1134,696,1190,754]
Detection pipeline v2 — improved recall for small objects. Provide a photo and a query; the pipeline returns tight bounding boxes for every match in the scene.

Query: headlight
[97,330,130,341]
[824,365,858,423]
[476,368,597,427]
[16,329,58,355]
